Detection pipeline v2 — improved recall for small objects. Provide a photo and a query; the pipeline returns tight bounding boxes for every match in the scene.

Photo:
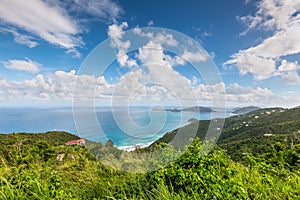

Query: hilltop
[0,131,79,147]
[232,106,260,115]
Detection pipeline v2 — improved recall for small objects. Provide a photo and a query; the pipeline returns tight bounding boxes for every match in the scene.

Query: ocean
[0,107,232,150]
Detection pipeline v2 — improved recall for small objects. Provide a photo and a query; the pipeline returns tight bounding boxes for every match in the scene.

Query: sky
[0,0,300,108]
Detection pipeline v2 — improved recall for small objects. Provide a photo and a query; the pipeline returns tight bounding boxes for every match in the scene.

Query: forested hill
[0,131,79,147]
[0,131,80,159]
[151,106,300,159]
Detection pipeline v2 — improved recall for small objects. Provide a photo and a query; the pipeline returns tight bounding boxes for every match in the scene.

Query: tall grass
[0,139,299,199]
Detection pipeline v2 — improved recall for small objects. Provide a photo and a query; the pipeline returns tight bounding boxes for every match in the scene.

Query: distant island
[165,106,216,113]
[159,106,262,114]
[232,106,260,115]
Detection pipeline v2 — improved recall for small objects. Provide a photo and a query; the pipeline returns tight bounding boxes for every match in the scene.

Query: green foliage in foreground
[0,133,300,199]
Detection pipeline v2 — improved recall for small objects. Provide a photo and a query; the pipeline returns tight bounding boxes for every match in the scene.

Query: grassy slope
[0,133,299,199]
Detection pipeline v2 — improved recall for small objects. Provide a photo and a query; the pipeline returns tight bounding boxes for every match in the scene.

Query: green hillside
[152,106,300,160]
[0,131,80,147]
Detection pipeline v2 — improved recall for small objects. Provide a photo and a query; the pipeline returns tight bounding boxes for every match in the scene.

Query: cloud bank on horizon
[0,0,299,107]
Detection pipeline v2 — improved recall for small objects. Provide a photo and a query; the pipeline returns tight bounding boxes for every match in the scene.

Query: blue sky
[0,0,299,107]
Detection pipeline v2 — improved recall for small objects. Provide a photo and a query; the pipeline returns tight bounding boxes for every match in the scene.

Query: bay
[0,107,233,150]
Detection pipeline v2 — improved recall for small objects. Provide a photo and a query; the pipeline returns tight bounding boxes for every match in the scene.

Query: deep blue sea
[0,107,233,150]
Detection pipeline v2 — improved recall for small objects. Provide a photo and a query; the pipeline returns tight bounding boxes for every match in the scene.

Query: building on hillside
[66,139,86,146]
[264,134,274,137]
[67,153,75,160]
[56,154,64,161]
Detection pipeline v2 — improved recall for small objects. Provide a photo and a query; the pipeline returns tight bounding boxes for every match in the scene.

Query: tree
[30,140,54,162]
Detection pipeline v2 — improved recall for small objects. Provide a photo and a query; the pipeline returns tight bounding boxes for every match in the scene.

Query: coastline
[117,141,155,151]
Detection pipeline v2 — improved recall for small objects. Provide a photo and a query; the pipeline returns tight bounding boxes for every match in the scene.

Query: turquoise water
[0,107,232,149]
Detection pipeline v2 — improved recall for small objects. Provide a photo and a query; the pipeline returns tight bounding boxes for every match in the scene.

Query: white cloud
[108,22,128,42]
[152,32,178,46]
[182,49,209,63]
[240,26,300,59]
[133,26,209,66]
[0,0,122,55]
[287,91,296,94]
[282,72,300,85]
[0,69,299,107]
[278,60,300,72]
[147,20,154,26]
[164,49,209,67]
[191,76,199,86]
[1,28,38,48]
[108,22,137,68]
[71,0,122,23]
[137,41,165,65]
[132,41,196,104]
[193,82,280,106]
[105,23,214,106]
[225,83,274,103]
[224,54,276,80]
[3,58,41,73]
[194,82,226,102]
[0,70,112,101]
[0,0,82,55]
[239,0,300,34]
[108,23,184,68]
[225,0,300,84]
[164,55,186,66]
[201,31,212,37]
[133,27,178,47]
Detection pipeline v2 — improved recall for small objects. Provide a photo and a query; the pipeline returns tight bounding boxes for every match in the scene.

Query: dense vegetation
[0,107,300,199]
[154,106,300,160]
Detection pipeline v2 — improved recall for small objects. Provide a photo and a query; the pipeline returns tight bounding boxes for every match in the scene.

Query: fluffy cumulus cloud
[0,0,122,56]
[225,0,300,84]
[224,54,276,80]
[110,41,194,105]
[225,83,274,103]
[133,26,209,66]
[192,82,274,105]
[197,82,300,108]
[108,22,137,68]
[0,69,284,106]
[106,23,213,106]
[0,68,298,107]
[181,49,209,63]
[3,58,41,73]
[0,70,112,101]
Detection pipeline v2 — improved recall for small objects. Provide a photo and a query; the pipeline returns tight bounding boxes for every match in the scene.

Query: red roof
[67,139,86,145]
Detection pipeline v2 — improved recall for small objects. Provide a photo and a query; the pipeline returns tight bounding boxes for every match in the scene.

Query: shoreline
[116,141,155,151]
